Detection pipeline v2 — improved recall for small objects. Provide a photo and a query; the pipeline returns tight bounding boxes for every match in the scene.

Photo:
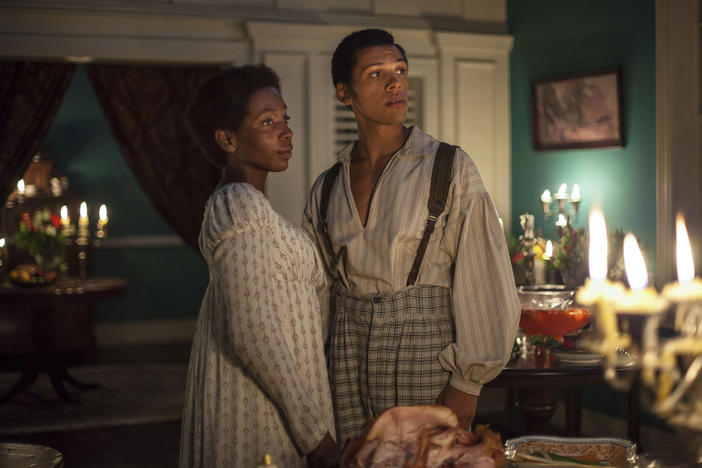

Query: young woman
[180,65,339,468]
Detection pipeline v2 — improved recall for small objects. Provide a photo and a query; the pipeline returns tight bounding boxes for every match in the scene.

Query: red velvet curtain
[85,64,221,251]
[0,62,76,202]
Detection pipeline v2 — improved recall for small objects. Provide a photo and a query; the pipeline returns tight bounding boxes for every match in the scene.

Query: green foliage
[528,334,564,351]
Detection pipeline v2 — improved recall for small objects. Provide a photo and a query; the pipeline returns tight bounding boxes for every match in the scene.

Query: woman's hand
[307,431,341,468]
[436,384,477,430]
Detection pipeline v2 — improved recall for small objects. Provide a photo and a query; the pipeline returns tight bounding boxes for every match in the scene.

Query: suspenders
[318,142,456,287]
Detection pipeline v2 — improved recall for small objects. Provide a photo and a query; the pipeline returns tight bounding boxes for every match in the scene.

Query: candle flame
[676,213,695,283]
[545,240,553,259]
[60,205,68,220]
[0,238,5,248]
[571,184,581,202]
[623,233,648,290]
[589,208,608,281]
[556,213,568,227]
[557,183,568,198]
[99,204,108,222]
[541,189,552,203]
[17,179,25,194]
[80,201,88,219]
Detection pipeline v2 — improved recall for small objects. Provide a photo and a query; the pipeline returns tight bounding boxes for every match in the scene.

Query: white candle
[544,240,553,260]
[79,201,89,228]
[17,179,25,195]
[571,184,581,202]
[662,214,702,302]
[98,204,108,230]
[556,183,568,199]
[60,205,69,224]
[541,189,552,204]
[556,213,568,228]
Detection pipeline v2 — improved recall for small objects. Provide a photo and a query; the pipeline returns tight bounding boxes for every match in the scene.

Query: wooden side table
[0,277,126,403]
[486,352,640,444]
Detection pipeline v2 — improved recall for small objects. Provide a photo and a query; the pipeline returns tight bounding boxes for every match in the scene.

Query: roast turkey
[340,406,505,468]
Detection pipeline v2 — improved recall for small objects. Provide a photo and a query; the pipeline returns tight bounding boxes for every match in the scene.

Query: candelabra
[577,209,702,463]
[541,183,581,229]
[72,202,108,281]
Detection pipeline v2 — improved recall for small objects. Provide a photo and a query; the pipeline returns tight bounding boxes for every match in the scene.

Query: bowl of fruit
[9,263,58,287]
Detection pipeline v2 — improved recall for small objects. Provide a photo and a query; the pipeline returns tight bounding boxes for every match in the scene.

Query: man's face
[337,45,408,127]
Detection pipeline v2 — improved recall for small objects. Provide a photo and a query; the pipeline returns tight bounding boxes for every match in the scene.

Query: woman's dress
[180,183,335,468]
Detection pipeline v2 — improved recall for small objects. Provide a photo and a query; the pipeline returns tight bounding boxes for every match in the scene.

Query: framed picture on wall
[531,68,624,150]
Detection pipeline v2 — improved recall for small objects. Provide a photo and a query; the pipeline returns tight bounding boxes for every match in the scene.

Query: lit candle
[555,213,568,228]
[60,205,70,226]
[541,189,552,204]
[555,183,568,199]
[0,238,5,248]
[655,214,702,404]
[576,208,627,367]
[662,213,702,302]
[571,184,581,203]
[79,201,89,228]
[97,204,108,230]
[614,233,668,313]
[544,240,553,260]
[17,179,25,195]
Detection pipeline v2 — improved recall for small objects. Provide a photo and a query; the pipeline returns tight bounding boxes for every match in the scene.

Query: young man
[303,29,520,446]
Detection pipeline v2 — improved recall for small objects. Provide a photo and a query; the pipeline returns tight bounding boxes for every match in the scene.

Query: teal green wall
[508,0,657,268]
[44,66,209,323]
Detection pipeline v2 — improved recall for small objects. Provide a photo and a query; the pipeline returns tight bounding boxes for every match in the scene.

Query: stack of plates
[551,349,603,366]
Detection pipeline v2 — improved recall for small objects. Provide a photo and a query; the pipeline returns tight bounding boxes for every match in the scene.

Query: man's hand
[307,431,341,468]
[436,384,477,430]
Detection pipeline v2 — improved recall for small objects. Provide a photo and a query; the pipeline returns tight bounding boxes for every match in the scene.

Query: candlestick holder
[579,281,702,462]
[541,185,581,228]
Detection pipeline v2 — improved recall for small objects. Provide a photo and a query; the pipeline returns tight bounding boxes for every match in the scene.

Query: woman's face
[232,86,293,174]
[337,45,408,127]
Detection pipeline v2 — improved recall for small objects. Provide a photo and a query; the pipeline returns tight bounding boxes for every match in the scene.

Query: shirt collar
[336,125,424,163]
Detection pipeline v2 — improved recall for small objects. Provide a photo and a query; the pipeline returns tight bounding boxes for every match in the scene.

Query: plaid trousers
[329,285,455,446]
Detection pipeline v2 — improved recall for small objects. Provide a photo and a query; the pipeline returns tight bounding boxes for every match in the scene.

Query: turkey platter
[340,406,505,468]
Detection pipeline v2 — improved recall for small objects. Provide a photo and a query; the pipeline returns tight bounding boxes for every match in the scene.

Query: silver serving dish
[505,435,637,467]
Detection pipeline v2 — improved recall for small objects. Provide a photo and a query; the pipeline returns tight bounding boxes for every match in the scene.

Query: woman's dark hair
[331,28,407,88]
[187,64,281,168]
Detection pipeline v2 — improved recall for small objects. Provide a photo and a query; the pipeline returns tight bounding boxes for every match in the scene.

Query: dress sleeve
[210,222,332,455]
[438,191,521,396]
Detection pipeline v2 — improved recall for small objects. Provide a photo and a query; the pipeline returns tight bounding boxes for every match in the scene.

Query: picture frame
[531,68,624,151]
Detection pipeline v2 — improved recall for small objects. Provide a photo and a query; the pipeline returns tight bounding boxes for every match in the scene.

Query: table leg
[516,388,557,434]
[0,305,100,404]
[566,387,582,435]
[628,377,640,446]
[0,360,39,403]
[61,368,100,390]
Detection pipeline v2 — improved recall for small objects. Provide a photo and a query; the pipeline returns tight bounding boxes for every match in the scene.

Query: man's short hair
[186,64,281,168]
[331,28,408,87]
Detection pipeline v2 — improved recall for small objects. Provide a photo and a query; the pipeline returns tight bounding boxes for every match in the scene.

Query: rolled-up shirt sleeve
[438,191,520,396]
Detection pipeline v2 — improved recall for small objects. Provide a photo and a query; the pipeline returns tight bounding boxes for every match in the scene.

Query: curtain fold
[0,62,76,202]
[85,64,221,251]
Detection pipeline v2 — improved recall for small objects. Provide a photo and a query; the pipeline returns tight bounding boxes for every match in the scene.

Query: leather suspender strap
[406,142,456,286]
[319,162,343,279]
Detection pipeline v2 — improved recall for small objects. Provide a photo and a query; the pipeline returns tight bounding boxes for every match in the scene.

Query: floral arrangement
[552,226,632,287]
[14,208,71,274]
